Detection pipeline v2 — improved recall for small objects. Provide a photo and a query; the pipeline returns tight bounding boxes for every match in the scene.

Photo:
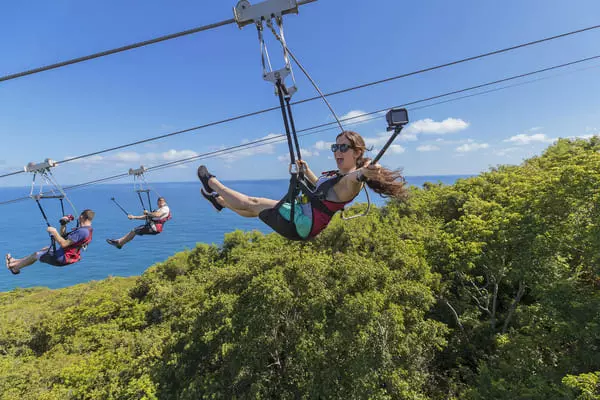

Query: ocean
[0,176,468,292]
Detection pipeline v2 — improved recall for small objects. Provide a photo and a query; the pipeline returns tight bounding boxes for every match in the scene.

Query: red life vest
[152,211,172,233]
[63,226,93,264]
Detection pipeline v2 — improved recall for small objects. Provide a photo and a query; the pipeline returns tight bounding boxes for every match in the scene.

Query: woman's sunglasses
[331,143,352,153]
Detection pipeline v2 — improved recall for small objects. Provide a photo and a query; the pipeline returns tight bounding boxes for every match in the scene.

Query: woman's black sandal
[201,189,223,212]
[197,165,216,194]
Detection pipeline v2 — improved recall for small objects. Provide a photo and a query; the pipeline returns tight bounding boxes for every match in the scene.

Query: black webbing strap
[275,78,302,223]
[135,190,151,226]
[146,190,152,212]
[35,198,51,226]
[276,80,297,166]
[136,191,146,211]
[285,96,302,167]
[35,198,56,252]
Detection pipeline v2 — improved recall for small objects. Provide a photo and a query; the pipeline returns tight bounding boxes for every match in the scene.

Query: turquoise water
[0,176,468,292]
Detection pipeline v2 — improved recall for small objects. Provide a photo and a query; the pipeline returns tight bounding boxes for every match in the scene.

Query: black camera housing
[386,108,409,129]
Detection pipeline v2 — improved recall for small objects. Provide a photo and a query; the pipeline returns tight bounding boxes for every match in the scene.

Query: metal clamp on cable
[24,159,57,173]
[128,165,147,177]
[234,0,298,28]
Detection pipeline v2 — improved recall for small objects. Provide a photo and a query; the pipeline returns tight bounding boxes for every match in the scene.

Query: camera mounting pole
[372,108,409,164]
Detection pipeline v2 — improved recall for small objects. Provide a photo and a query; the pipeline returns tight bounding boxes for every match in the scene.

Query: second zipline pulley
[110,166,153,218]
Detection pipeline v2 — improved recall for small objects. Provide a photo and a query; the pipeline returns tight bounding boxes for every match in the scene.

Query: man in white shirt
[106,197,171,249]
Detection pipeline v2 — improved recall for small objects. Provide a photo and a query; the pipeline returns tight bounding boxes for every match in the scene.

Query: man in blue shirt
[6,209,94,274]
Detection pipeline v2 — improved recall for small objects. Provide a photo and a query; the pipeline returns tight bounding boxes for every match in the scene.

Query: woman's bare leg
[216,196,258,218]
[208,177,278,216]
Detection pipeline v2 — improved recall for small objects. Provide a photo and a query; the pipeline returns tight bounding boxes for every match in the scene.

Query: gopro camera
[386,108,409,131]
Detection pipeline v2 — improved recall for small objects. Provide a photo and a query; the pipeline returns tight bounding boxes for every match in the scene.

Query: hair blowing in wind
[337,131,407,199]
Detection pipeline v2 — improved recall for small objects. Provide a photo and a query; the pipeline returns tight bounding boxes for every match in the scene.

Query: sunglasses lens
[331,144,350,153]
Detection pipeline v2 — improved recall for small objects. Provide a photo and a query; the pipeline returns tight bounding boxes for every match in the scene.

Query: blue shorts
[277,202,312,239]
[36,248,67,266]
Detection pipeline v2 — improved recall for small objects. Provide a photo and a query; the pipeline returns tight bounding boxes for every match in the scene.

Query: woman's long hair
[337,131,407,199]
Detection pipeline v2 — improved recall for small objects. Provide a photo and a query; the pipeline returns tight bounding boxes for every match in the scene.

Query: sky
[0,0,599,190]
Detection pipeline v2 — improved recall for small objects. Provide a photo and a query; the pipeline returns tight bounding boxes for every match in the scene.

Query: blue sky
[0,0,599,188]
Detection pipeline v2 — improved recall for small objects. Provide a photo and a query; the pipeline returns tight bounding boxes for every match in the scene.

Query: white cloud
[528,126,543,132]
[156,149,198,161]
[339,110,373,125]
[504,133,555,145]
[433,138,476,145]
[277,149,319,163]
[456,142,489,152]
[113,152,142,162]
[369,145,405,155]
[399,133,418,142]
[112,149,200,163]
[218,134,280,163]
[300,148,319,158]
[416,145,440,152]
[64,149,202,168]
[388,144,405,154]
[364,135,389,148]
[493,147,521,157]
[314,140,333,151]
[404,118,470,135]
[64,155,104,164]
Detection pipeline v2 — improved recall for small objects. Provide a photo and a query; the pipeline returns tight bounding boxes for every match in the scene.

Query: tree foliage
[0,138,598,399]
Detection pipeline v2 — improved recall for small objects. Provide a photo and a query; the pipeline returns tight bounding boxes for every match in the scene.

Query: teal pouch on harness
[277,202,312,239]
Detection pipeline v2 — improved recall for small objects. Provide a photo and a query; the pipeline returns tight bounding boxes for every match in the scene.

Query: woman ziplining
[198,128,407,240]
[106,166,172,249]
[198,3,410,240]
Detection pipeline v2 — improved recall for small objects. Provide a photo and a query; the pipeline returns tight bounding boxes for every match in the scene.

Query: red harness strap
[63,226,93,264]
[152,211,172,233]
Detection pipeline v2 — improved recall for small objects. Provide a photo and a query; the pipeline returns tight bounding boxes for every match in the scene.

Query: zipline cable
[0,0,318,84]
[1,54,598,206]
[0,25,598,179]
